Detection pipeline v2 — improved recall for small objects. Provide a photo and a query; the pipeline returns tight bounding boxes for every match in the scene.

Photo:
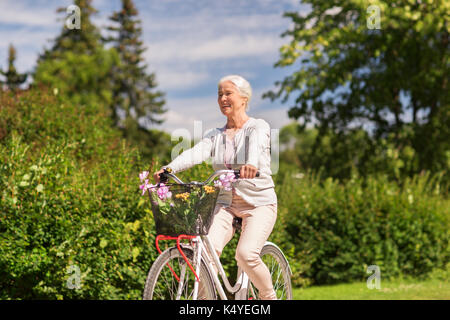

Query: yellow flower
[175,192,190,201]
[203,185,216,194]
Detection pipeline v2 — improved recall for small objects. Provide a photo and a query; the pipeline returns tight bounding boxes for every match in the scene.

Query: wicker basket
[148,183,220,236]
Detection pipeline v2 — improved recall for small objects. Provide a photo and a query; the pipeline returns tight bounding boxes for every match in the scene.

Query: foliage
[33,48,119,108]
[0,89,158,299]
[273,165,449,286]
[267,0,449,180]
[279,122,450,188]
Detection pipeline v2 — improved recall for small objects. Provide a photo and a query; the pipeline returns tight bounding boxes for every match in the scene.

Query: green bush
[0,89,158,299]
[273,166,449,286]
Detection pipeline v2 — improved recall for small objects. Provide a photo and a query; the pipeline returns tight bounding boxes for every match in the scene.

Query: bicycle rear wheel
[143,246,216,300]
[247,242,293,300]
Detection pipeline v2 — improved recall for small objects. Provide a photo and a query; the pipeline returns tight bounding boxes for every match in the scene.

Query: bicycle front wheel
[247,242,293,300]
[143,246,216,300]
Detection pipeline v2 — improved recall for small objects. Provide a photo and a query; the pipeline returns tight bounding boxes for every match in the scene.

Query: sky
[0,0,310,136]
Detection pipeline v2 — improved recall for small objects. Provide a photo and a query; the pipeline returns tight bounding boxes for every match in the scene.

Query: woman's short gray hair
[218,75,252,111]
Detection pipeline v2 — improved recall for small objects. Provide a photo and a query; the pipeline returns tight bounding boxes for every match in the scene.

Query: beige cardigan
[166,117,277,207]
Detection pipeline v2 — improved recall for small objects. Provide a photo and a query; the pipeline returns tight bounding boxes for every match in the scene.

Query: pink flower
[156,183,172,200]
[139,171,149,182]
[214,173,236,191]
[139,179,156,196]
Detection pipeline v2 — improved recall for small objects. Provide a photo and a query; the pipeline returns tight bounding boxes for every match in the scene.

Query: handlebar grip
[233,170,260,179]
[158,170,169,183]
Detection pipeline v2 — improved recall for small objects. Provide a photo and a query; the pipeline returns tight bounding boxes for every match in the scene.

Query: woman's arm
[245,119,271,170]
[163,128,217,174]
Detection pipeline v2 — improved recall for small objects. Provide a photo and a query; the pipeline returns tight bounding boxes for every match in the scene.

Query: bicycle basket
[147,183,220,236]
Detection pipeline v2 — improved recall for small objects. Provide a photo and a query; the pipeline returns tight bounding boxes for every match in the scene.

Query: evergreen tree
[105,0,167,159]
[38,0,101,60]
[34,0,118,107]
[0,44,27,91]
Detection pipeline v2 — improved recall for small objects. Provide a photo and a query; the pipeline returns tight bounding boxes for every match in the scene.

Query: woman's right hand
[153,168,165,183]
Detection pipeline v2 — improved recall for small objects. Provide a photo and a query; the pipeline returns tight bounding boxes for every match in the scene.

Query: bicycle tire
[143,246,216,300]
[247,242,293,300]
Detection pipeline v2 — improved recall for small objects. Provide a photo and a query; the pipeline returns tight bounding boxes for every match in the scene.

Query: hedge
[0,89,157,299]
[272,167,449,286]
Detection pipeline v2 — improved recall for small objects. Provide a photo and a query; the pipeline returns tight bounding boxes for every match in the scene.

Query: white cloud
[142,8,290,65]
[251,106,292,130]
[146,33,283,65]
[157,95,223,133]
[0,1,60,27]
[192,34,284,61]
[153,68,211,91]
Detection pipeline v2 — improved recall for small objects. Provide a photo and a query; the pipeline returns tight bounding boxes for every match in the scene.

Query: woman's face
[218,81,247,117]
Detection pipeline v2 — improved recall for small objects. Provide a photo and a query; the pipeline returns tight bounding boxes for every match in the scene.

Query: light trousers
[207,190,277,300]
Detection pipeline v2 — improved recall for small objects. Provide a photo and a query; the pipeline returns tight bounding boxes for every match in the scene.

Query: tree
[34,0,118,107]
[0,44,27,91]
[105,0,167,159]
[266,0,449,179]
[39,0,101,60]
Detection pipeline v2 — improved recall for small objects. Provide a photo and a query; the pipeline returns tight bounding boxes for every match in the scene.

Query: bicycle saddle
[232,217,242,230]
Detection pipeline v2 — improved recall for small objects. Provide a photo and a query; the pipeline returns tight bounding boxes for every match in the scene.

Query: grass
[293,277,450,300]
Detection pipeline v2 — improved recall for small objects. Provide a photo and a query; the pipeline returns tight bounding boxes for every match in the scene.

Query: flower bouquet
[138,172,235,236]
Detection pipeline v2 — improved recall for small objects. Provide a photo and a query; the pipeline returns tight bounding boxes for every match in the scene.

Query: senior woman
[153,75,277,300]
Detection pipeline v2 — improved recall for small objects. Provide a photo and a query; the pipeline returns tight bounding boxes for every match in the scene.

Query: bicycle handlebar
[158,169,260,185]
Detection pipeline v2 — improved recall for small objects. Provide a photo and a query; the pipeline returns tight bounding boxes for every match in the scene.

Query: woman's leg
[206,204,235,274]
[234,203,278,300]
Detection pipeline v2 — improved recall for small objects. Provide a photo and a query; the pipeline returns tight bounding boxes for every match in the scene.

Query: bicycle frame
[155,233,251,300]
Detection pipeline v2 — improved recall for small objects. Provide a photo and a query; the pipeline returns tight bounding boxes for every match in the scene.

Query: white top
[165,117,277,207]
[224,130,236,169]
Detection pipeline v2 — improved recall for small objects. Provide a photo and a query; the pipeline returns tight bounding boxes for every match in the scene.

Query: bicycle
[142,169,292,300]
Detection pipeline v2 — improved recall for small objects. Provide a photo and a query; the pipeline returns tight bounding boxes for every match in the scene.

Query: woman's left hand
[239,164,258,179]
